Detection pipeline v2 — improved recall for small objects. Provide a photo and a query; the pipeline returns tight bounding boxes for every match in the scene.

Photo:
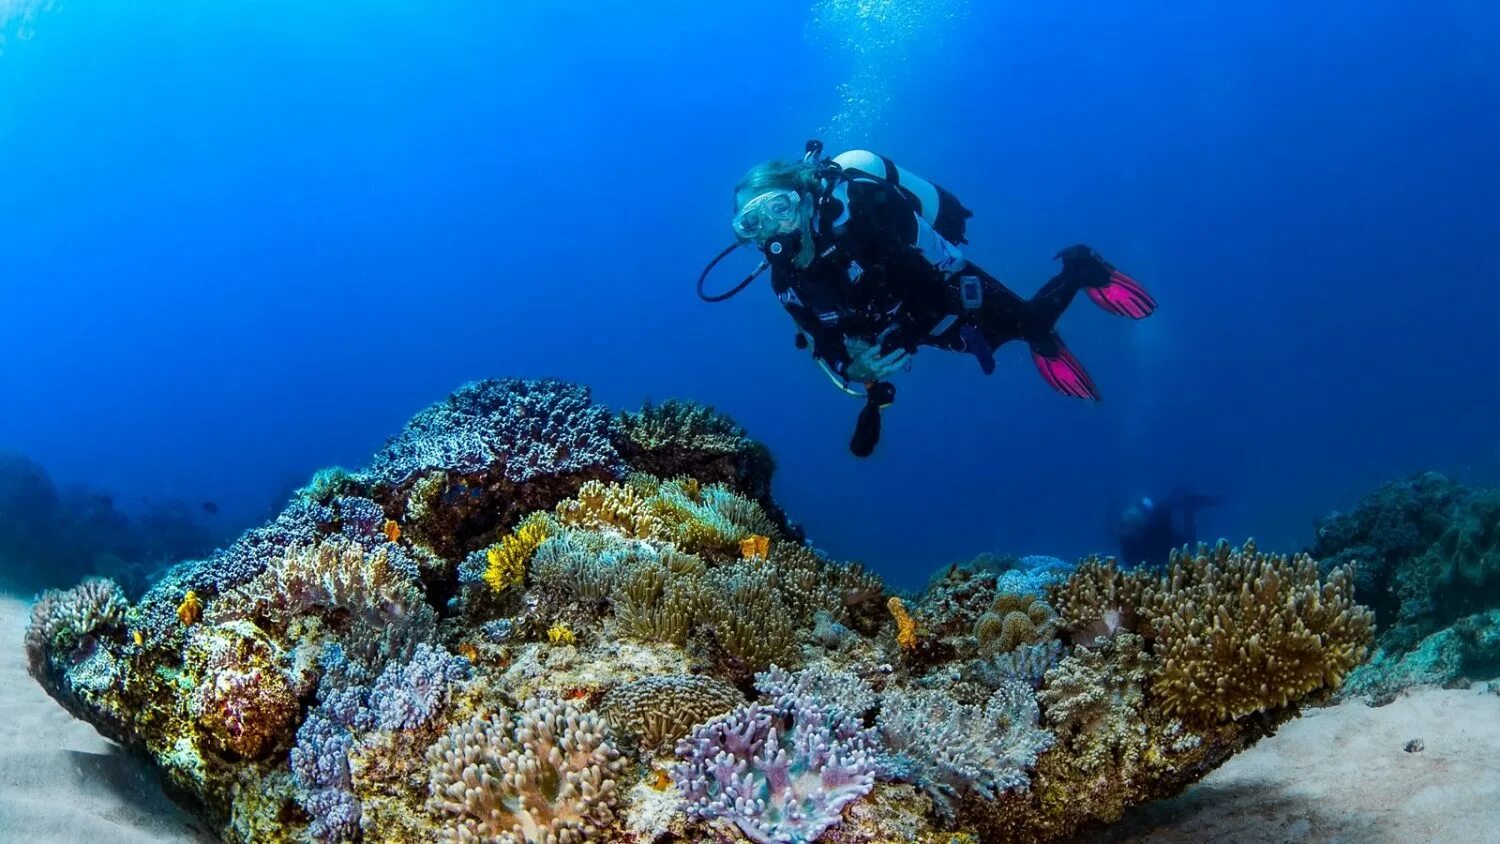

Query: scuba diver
[699,141,1157,456]
[1117,490,1227,568]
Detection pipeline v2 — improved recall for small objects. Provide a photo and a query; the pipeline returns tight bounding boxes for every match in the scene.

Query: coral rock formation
[23,380,1376,844]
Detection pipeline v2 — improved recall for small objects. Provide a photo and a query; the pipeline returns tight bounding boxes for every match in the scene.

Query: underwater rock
[24,379,1376,843]
[1314,473,1500,697]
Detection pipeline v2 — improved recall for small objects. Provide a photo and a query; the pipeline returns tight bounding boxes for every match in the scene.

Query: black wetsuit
[1118,491,1226,567]
[770,174,1114,381]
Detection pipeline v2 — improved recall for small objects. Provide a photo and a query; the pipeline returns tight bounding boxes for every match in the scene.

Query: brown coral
[1142,540,1373,724]
[601,674,744,751]
[187,622,299,759]
[1047,556,1151,645]
[974,593,1058,656]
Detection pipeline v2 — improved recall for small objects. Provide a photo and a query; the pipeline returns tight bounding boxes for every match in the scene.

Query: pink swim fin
[1086,268,1157,319]
[1031,337,1101,401]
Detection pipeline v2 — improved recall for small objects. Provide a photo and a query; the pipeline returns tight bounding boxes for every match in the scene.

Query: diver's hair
[733,159,820,208]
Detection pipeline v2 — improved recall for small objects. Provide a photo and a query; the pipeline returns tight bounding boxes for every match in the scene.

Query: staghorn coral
[425,698,624,843]
[1143,540,1373,724]
[878,681,1053,818]
[671,687,878,844]
[601,674,745,752]
[371,378,624,487]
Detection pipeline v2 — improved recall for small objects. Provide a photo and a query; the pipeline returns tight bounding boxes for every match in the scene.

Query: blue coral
[975,639,1066,689]
[369,379,623,485]
[672,680,878,844]
[290,711,361,843]
[366,644,471,732]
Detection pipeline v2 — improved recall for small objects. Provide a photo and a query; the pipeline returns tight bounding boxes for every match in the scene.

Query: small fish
[201,501,219,515]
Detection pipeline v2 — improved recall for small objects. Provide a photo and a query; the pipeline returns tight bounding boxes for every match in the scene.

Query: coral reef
[426,698,623,843]
[1313,473,1500,697]
[24,380,1376,844]
[671,683,878,843]
[601,674,745,751]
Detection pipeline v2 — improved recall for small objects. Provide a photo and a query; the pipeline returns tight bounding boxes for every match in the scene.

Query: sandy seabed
[4,593,1496,844]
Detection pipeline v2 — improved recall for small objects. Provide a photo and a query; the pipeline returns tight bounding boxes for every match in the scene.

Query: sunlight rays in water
[1,0,56,51]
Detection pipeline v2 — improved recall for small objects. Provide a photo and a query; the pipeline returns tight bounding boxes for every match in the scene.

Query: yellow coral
[177,590,203,626]
[382,519,401,543]
[132,629,143,647]
[484,514,551,593]
[547,624,576,646]
[739,534,770,561]
[889,596,918,651]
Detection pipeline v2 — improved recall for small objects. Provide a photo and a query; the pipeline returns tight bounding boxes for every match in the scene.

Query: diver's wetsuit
[1118,491,1227,567]
[769,167,1145,398]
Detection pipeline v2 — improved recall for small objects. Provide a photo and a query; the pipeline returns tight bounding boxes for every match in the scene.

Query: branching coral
[755,664,878,720]
[975,639,1065,689]
[1047,556,1151,645]
[425,698,623,843]
[601,674,745,752]
[1037,633,1153,776]
[671,687,877,844]
[878,681,1053,817]
[367,644,473,732]
[371,378,624,486]
[1143,541,1373,724]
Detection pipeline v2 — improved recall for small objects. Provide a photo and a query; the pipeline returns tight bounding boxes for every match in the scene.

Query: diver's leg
[960,263,1100,399]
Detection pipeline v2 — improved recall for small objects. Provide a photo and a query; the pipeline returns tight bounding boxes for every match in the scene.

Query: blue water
[3,1,1498,588]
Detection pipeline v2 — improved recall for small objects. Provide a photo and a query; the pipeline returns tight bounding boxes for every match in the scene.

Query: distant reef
[27,378,1375,843]
[1312,471,1500,701]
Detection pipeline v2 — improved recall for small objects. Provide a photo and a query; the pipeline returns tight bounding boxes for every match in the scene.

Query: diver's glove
[843,336,910,384]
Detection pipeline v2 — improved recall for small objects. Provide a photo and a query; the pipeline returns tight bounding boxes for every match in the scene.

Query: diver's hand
[843,337,910,383]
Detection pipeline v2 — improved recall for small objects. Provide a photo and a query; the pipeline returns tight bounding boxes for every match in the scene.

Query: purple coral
[290,711,361,843]
[370,379,623,485]
[671,687,878,844]
[366,643,471,732]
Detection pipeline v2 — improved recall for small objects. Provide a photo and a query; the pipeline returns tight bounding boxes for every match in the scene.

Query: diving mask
[732,189,802,242]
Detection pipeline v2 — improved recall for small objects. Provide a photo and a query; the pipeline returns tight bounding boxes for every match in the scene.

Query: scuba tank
[829,149,972,245]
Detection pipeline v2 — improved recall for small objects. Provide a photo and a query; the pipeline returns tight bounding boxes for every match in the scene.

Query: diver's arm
[781,301,855,381]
